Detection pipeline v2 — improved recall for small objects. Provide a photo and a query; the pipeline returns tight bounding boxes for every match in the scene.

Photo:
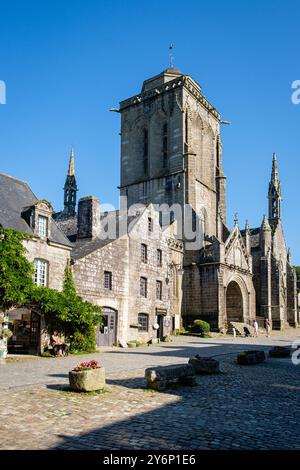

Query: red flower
[73,360,100,371]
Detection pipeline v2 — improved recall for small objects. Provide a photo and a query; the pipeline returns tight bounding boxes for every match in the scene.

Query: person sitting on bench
[50,331,69,357]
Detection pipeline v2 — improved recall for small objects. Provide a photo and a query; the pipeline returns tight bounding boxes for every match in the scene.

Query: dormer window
[37,215,48,238]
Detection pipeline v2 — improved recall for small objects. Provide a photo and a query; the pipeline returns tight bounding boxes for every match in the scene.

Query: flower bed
[237,350,266,365]
[69,360,105,392]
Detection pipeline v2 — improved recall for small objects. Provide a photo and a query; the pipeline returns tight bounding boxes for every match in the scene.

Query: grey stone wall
[72,207,183,343]
[24,238,70,291]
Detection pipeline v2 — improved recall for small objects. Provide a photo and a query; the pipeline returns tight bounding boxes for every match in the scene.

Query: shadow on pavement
[49,356,300,451]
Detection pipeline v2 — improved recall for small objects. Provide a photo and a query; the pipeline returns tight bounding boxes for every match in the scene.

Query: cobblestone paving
[1,335,300,450]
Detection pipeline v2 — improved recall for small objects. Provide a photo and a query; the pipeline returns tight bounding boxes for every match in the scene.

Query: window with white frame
[34,259,48,286]
[37,215,48,237]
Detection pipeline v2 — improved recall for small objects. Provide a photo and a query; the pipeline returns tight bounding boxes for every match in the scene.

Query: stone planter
[189,356,220,374]
[0,349,7,359]
[127,341,137,348]
[237,350,266,365]
[269,346,290,358]
[69,367,105,392]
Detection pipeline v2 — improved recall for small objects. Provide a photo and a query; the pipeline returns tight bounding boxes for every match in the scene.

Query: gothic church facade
[118,67,298,330]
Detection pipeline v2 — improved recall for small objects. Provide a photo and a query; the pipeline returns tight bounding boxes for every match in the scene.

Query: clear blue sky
[0,0,300,262]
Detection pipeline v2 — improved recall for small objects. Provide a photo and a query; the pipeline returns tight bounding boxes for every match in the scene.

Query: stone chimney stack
[77,196,101,239]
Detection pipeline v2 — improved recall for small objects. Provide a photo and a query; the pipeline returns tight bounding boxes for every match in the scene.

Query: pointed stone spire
[260,214,272,255]
[271,152,279,187]
[268,153,282,226]
[234,212,238,227]
[287,248,291,264]
[62,148,78,218]
[245,220,251,254]
[261,214,271,231]
[68,148,75,176]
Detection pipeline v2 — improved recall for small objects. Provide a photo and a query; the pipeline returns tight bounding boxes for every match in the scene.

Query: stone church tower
[119,67,256,330]
[119,67,225,243]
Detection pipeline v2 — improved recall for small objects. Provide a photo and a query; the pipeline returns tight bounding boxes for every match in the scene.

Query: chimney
[77,196,101,239]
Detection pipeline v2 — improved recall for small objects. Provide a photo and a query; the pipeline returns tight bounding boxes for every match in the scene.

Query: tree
[0,227,34,311]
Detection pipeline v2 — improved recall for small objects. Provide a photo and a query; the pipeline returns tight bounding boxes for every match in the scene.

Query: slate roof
[240,227,261,248]
[71,210,141,260]
[0,173,72,247]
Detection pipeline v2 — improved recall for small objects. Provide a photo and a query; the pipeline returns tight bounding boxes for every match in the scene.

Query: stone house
[55,191,183,346]
[0,173,72,353]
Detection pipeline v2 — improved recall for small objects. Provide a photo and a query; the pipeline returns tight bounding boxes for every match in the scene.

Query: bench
[145,364,196,390]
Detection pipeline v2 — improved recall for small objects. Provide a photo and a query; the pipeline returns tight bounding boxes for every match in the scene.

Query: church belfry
[63,148,78,217]
[119,67,224,240]
[268,153,282,227]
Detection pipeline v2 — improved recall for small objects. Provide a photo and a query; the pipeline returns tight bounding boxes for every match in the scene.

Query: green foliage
[191,319,211,336]
[69,331,96,354]
[0,228,34,310]
[41,350,53,358]
[63,266,77,298]
[0,228,102,353]
[29,268,102,352]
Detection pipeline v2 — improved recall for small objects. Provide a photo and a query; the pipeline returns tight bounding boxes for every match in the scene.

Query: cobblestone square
[1,335,300,450]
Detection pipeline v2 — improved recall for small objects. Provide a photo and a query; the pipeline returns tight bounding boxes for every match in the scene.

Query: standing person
[253,319,259,337]
[232,326,236,339]
[264,318,271,338]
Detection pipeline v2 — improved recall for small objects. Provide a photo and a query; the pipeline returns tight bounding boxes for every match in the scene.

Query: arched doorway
[226,281,244,323]
[96,307,117,347]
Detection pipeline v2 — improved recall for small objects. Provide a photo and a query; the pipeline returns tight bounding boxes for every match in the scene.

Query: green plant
[30,267,102,353]
[0,230,103,354]
[41,350,53,357]
[69,331,96,353]
[0,228,34,311]
[191,319,210,337]
[2,329,13,339]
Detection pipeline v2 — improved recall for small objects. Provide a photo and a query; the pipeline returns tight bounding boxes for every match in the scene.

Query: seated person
[50,331,69,357]
[243,326,251,337]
